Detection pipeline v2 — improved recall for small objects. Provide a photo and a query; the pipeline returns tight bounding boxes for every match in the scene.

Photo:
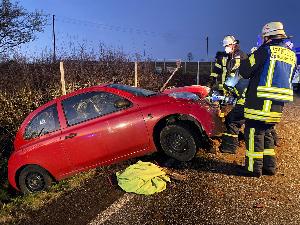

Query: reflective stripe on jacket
[211,50,247,91]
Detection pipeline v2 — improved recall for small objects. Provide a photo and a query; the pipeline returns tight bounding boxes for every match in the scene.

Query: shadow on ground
[148,152,245,177]
[13,166,126,225]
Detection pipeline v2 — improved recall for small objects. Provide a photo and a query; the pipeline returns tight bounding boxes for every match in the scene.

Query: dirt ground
[5,94,300,225]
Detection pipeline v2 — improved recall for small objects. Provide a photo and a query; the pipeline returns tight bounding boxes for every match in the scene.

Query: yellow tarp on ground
[116,161,170,195]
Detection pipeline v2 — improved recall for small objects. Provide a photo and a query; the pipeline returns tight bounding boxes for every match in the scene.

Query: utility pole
[206,36,209,59]
[197,61,200,85]
[52,15,56,62]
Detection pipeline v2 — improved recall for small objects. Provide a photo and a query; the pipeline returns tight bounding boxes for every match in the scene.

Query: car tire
[18,165,53,194]
[160,123,197,161]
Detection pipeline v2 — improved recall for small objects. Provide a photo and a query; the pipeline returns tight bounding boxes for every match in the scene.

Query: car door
[22,104,70,176]
[97,92,150,160]
[60,91,109,172]
[60,91,149,172]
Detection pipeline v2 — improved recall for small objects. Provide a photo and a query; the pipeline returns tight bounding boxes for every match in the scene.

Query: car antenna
[159,60,181,92]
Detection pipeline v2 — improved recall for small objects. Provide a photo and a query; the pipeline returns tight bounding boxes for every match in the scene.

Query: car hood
[163,85,210,99]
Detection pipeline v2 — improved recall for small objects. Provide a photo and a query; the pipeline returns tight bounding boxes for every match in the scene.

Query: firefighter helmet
[262,22,287,38]
[223,35,237,47]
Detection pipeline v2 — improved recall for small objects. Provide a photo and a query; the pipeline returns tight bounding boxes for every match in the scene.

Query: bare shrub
[0,48,211,135]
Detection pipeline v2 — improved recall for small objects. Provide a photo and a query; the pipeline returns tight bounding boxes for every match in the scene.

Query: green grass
[0,169,96,224]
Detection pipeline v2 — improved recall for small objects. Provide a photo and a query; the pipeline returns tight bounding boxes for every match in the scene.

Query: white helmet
[262,22,287,38]
[223,35,237,47]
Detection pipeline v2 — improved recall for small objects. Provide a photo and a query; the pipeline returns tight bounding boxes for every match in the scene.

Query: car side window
[62,91,132,126]
[24,104,60,140]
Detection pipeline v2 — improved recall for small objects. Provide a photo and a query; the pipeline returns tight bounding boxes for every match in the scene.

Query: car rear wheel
[160,123,197,161]
[18,165,53,194]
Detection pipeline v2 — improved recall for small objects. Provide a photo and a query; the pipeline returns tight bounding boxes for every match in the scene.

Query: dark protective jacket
[210,51,228,90]
[210,49,248,91]
[239,39,297,123]
[224,49,249,105]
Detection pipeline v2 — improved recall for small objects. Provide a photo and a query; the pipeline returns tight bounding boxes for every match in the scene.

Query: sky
[19,0,299,61]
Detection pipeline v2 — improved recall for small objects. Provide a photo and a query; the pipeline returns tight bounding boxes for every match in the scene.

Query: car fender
[8,149,63,190]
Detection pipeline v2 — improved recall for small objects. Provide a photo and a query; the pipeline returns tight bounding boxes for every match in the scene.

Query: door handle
[65,133,77,139]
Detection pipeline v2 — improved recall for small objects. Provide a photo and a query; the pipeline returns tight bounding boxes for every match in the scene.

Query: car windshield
[107,84,157,97]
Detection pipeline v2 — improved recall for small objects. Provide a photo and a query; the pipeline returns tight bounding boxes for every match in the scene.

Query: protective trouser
[270,127,279,146]
[220,104,245,153]
[244,119,276,175]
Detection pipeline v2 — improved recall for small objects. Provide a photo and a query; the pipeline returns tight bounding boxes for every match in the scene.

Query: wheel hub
[26,172,45,192]
[167,133,188,153]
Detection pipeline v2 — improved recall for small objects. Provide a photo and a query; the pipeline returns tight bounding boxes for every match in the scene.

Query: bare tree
[187,52,193,62]
[0,0,47,54]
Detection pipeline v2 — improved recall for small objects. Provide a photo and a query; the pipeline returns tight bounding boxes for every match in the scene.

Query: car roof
[31,83,161,118]
[38,83,145,107]
[57,83,109,100]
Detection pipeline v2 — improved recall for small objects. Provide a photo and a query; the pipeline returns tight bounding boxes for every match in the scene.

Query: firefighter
[239,22,297,177]
[249,46,281,147]
[210,36,247,94]
[214,36,248,153]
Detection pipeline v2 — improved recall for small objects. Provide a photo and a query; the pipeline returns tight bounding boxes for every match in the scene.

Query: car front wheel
[18,165,53,194]
[160,123,197,161]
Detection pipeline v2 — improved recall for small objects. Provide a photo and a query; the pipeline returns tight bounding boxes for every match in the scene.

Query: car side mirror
[114,99,131,109]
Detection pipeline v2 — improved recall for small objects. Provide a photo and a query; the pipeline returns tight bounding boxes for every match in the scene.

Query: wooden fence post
[60,61,66,95]
[134,61,138,87]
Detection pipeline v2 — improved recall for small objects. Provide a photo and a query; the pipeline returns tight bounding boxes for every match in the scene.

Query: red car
[8,84,223,193]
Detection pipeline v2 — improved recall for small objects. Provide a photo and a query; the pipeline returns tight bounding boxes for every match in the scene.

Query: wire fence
[0,58,212,134]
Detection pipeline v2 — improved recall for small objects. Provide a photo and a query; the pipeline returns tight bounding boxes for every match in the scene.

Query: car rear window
[24,104,60,140]
[107,84,157,97]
